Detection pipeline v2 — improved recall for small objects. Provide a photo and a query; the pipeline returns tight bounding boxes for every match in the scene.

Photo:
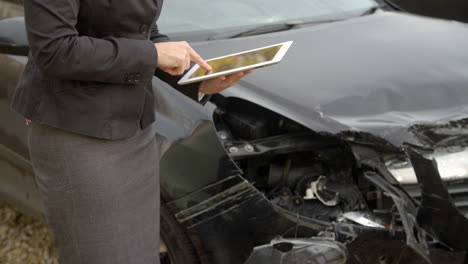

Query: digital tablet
[178,41,293,85]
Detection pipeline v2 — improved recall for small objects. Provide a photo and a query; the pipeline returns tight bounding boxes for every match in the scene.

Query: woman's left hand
[199,70,254,95]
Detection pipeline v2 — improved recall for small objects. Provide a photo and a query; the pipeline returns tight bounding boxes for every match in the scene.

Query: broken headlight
[387,148,468,184]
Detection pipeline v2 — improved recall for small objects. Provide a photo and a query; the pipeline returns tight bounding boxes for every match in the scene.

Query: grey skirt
[28,122,160,264]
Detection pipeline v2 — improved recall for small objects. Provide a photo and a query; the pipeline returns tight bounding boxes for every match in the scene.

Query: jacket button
[140,24,149,35]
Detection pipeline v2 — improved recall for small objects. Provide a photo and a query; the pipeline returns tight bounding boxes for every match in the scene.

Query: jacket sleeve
[150,24,203,103]
[24,0,157,85]
[149,23,170,43]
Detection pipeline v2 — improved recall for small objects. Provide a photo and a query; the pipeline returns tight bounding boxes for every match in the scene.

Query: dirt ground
[0,0,23,20]
[0,203,58,264]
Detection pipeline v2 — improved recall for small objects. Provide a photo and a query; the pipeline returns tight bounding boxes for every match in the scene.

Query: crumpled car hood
[191,11,468,147]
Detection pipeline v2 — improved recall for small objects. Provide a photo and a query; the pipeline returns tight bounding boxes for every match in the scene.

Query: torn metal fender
[244,237,347,264]
[408,149,468,250]
[363,171,431,263]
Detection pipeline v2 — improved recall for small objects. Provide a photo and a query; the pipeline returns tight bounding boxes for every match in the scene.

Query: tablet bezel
[177,41,293,85]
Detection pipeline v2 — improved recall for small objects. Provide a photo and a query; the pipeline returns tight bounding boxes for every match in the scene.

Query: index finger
[189,48,212,72]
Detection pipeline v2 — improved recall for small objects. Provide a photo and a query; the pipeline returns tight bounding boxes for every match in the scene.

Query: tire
[160,204,200,264]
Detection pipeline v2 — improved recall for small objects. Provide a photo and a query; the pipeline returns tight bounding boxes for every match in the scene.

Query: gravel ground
[0,203,58,264]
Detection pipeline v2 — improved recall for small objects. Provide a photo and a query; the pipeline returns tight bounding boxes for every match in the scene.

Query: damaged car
[381,0,468,23]
[1,0,468,263]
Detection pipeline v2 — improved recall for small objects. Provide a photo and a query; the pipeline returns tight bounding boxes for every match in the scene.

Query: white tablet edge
[177,41,293,85]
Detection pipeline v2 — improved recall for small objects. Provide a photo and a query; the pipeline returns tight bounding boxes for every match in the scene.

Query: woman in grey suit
[12,0,251,263]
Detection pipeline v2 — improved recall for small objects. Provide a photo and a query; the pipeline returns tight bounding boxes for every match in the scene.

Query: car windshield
[158,0,377,39]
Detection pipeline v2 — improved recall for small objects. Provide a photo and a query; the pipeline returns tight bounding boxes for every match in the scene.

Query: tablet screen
[178,41,293,85]
[191,44,283,78]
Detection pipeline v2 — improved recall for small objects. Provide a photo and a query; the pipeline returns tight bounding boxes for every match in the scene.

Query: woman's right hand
[154,41,212,76]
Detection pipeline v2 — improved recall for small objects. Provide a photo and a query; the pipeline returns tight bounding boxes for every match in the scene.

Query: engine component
[304,176,340,206]
[271,187,341,220]
[342,212,384,228]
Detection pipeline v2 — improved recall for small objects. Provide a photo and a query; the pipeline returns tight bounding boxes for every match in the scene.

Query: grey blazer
[11,0,201,139]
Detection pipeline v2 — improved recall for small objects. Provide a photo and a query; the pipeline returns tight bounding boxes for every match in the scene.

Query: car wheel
[160,204,199,264]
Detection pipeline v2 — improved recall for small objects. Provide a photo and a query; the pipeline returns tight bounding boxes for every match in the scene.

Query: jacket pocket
[78,80,106,89]
[89,0,112,8]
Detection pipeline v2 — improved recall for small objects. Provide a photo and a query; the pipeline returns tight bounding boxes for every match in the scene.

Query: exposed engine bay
[211,96,468,263]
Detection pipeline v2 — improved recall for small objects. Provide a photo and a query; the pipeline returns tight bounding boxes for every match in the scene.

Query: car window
[158,0,376,35]
[0,0,23,20]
